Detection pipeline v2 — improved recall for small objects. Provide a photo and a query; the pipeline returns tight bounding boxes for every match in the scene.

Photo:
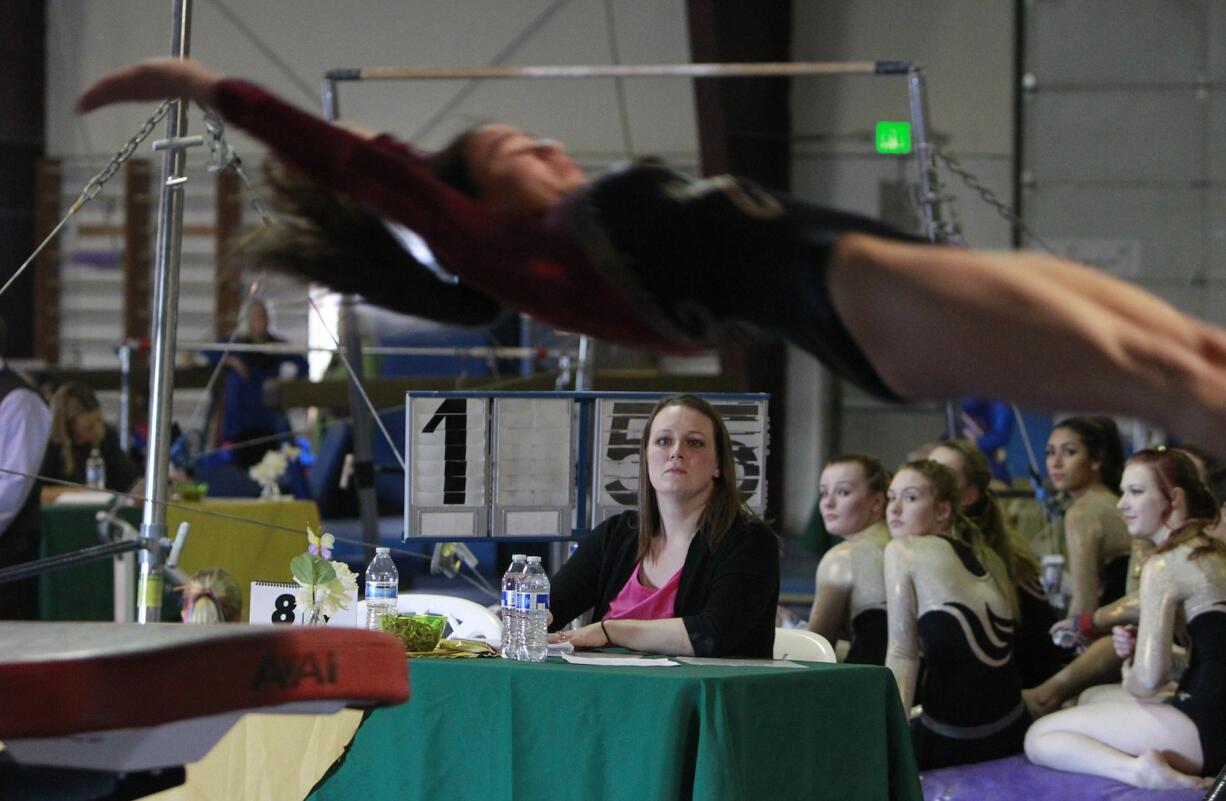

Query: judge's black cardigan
[547,511,780,658]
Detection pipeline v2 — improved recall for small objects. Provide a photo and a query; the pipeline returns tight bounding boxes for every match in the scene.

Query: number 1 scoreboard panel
[405,392,768,540]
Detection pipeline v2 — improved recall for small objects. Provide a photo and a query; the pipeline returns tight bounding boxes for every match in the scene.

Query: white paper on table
[676,657,807,668]
[547,640,574,655]
[52,491,115,506]
[560,653,678,667]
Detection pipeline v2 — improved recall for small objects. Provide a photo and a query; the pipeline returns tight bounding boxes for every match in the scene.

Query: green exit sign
[875,121,912,154]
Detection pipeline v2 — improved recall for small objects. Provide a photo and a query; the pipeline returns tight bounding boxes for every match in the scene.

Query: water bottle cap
[375,547,390,554]
[526,556,542,563]
[512,554,527,561]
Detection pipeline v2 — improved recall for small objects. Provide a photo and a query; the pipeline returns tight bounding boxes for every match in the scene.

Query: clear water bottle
[500,554,528,659]
[364,547,399,631]
[517,556,550,662]
[85,449,106,490]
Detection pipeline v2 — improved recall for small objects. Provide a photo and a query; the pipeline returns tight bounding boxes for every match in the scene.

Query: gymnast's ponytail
[179,567,242,624]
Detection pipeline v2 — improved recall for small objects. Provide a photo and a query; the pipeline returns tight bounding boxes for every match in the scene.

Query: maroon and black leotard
[213,79,914,398]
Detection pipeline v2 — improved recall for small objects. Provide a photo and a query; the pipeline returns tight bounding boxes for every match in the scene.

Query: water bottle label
[501,590,515,608]
[515,592,549,611]
[366,582,397,601]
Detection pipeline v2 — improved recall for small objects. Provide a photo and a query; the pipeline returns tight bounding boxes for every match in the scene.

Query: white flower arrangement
[248,444,300,498]
[291,526,356,623]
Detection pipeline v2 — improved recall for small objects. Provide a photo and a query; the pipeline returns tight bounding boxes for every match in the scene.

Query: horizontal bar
[166,340,577,359]
[326,60,912,82]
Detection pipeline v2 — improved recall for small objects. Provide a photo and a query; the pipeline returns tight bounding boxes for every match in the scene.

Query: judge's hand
[78,58,221,113]
[548,622,610,650]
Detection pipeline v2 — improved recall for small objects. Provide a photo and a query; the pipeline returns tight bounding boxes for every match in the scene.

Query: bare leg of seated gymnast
[1024,701,1209,790]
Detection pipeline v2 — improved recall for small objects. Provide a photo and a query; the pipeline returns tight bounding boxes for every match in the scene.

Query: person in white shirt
[0,317,52,619]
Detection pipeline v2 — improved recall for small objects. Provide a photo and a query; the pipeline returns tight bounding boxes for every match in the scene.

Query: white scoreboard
[405,392,768,539]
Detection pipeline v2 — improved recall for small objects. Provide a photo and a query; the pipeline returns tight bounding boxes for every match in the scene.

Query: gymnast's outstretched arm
[830,235,1226,456]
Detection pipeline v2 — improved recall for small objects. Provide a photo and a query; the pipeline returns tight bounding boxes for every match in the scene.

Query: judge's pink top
[603,563,682,621]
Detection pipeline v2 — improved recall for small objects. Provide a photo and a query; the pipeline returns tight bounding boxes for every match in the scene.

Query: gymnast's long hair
[936,440,1042,597]
[901,459,1020,619]
[235,130,503,327]
[49,381,101,479]
[634,395,760,560]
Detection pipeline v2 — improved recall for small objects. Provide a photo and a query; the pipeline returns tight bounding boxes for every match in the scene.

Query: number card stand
[592,396,769,527]
[248,581,360,627]
[404,391,768,540]
[492,397,575,537]
[405,396,490,538]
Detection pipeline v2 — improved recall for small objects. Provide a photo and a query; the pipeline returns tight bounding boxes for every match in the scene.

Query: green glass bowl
[380,613,447,652]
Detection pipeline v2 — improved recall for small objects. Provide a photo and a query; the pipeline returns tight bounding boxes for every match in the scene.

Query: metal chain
[72,101,173,211]
[933,145,1058,255]
[0,101,174,302]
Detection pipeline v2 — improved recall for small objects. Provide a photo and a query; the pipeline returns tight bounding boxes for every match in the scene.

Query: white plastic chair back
[773,628,836,663]
[355,592,501,640]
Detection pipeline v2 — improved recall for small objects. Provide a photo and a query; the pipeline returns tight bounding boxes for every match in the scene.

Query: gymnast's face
[1045,427,1099,494]
[465,124,589,214]
[1117,463,1184,542]
[887,469,951,539]
[819,462,884,536]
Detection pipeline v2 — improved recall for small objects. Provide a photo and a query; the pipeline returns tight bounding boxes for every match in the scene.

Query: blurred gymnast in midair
[79,59,1226,454]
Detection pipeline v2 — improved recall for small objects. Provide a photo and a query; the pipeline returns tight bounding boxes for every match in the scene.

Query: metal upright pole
[340,295,381,552]
[321,79,381,553]
[118,341,132,452]
[907,67,961,441]
[137,0,195,623]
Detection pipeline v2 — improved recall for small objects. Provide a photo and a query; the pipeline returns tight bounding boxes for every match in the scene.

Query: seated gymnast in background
[930,440,1067,688]
[884,460,1029,770]
[1046,417,1136,618]
[178,567,242,624]
[544,395,779,658]
[1025,448,1226,790]
[1025,443,1224,719]
[78,59,1226,460]
[806,454,891,664]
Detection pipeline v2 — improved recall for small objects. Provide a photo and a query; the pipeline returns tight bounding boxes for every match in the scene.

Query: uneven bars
[325,60,912,82]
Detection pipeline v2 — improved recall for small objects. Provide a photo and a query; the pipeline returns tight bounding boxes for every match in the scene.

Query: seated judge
[547,395,779,658]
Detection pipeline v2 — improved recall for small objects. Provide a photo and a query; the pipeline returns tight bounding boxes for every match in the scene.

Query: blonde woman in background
[807,455,891,664]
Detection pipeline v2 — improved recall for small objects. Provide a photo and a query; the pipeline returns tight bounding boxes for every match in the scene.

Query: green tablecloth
[309,657,921,801]
[40,505,142,621]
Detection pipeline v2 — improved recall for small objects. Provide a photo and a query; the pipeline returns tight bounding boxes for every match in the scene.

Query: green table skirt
[310,657,921,801]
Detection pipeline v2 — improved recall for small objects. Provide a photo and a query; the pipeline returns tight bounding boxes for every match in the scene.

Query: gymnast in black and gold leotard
[884,460,1028,770]
[1026,448,1226,791]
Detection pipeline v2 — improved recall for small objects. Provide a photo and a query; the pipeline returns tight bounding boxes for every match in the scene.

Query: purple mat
[921,755,1205,801]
